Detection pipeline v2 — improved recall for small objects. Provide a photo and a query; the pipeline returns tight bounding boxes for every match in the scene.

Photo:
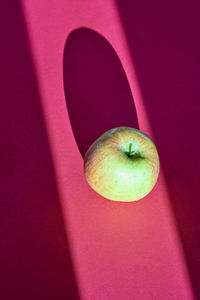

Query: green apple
[84,127,160,202]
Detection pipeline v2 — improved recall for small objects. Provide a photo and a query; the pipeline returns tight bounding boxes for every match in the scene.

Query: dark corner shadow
[116,0,200,297]
[63,27,139,158]
[0,2,79,300]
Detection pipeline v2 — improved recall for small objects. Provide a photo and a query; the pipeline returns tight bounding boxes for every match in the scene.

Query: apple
[84,127,160,202]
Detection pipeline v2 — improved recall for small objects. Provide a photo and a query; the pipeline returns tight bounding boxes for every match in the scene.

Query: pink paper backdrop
[1,0,199,299]
[0,2,79,299]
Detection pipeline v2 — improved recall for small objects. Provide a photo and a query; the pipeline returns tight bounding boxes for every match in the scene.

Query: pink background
[1,0,200,299]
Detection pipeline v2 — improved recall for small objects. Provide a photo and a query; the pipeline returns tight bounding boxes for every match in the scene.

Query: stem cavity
[125,143,141,159]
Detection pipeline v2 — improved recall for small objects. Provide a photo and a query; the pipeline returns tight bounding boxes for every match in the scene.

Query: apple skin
[84,127,160,202]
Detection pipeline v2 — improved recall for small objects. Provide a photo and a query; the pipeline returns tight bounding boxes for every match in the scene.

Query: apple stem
[128,143,135,156]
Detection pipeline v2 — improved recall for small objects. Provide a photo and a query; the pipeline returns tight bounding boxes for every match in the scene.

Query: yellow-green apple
[84,127,160,202]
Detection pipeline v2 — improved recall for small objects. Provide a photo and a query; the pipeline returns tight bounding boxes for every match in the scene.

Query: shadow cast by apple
[116,0,200,297]
[63,28,139,158]
[0,2,80,299]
